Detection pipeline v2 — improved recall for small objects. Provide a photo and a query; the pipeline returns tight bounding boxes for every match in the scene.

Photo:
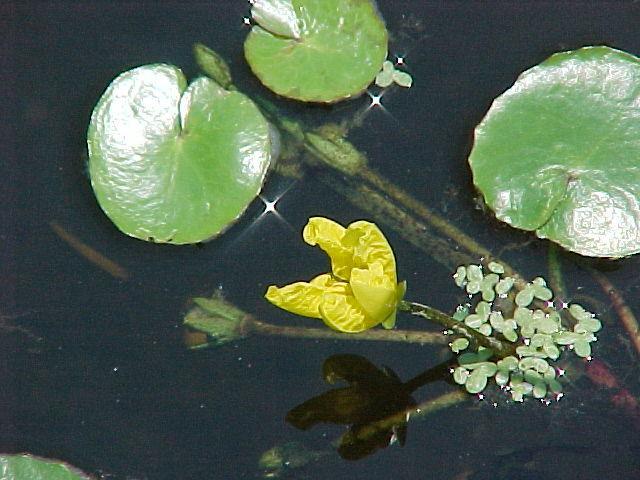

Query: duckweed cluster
[449,263,602,402]
[374,60,413,88]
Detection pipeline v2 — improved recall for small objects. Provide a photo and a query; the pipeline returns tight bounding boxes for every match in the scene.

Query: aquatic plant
[265,217,602,402]
[80,2,639,468]
[470,46,640,257]
[375,60,413,88]
[448,264,601,401]
[265,217,406,332]
[244,0,388,102]
[87,64,274,244]
[0,454,91,480]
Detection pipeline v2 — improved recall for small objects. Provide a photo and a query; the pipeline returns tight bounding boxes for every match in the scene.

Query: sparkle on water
[367,90,384,108]
[261,197,278,214]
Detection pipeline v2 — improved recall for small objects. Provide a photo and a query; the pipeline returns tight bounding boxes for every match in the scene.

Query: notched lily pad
[88,64,273,244]
[469,46,640,257]
[244,0,388,103]
[0,454,91,479]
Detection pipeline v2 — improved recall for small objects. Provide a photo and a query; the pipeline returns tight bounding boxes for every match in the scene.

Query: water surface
[3,1,640,479]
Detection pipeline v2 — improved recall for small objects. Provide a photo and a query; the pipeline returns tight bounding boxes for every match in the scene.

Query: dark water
[3,1,640,479]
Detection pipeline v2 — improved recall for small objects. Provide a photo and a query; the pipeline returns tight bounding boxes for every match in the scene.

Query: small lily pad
[469,46,640,257]
[244,0,388,103]
[0,454,91,479]
[88,64,273,244]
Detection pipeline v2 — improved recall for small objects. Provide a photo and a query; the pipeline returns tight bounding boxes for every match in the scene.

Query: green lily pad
[244,0,388,103]
[0,454,91,479]
[469,46,640,257]
[88,64,273,244]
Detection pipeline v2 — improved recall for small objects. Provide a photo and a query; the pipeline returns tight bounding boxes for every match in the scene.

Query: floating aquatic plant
[87,64,274,244]
[0,454,91,480]
[375,60,413,88]
[265,217,602,402]
[449,263,601,402]
[470,46,640,257]
[244,0,388,102]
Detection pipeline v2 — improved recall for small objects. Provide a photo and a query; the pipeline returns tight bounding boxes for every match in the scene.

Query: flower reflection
[286,354,451,460]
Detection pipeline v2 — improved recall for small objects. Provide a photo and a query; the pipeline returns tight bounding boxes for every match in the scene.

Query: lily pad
[469,46,640,257]
[88,64,273,244]
[0,454,91,479]
[244,0,388,103]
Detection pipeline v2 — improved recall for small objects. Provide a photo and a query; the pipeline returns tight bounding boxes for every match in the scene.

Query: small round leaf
[465,369,488,394]
[244,0,388,103]
[469,46,640,257]
[88,64,272,244]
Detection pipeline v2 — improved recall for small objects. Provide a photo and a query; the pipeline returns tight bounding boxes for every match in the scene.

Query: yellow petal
[265,274,347,318]
[303,217,354,281]
[343,221,397,283]
[349,261,396,322]
[318,290,378,333]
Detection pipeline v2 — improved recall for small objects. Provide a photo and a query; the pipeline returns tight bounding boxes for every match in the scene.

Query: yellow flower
[265,217,406,333]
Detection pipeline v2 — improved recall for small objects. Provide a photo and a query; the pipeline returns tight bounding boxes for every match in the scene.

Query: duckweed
[449,261,602,401]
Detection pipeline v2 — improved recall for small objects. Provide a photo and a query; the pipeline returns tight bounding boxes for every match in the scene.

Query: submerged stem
[547,243,567,300]
[312,167,475,272]
[589,269,640,357]
[356,166,523,284]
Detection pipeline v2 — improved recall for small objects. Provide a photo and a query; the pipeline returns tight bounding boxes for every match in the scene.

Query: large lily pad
[244,0,388,103]
[88,64,273,244]
[469,46,640,257]
[0,454,91,479]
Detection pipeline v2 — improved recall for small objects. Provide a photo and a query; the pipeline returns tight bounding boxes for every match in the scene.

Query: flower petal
[265,274,346,318]
[319,290,378,333]
[343,221,397,283]
[349,261,396,322]
[303,217,353,281]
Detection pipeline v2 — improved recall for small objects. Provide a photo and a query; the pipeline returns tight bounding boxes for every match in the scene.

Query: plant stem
[254,92,507,277]
[312,167,475,272]
[355,166,523,284]
[247,317,447,345]
[401,359,454,394]
[399,300,517,358]
[588,269,640,357]
[409,390,468,421]
[198,45,527,296]
[274,112,528,288]
[184,293,448,347]
[546,243,567,300]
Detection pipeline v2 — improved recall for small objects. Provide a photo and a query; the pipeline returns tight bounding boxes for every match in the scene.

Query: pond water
[4,1,640,479]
